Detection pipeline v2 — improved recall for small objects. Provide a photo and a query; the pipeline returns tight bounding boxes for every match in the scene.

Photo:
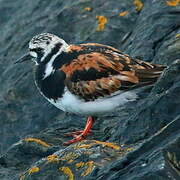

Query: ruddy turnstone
[15,33,166,145]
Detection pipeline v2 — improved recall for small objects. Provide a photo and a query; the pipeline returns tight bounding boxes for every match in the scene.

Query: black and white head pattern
[29,33,68,78]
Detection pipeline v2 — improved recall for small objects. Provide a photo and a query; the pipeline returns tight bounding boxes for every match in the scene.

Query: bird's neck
[35,64,46,81]
[34,64,66,100]
[42,49,66,79]
[38,49,78,80]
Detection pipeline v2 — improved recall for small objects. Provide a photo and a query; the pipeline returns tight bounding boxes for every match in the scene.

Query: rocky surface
[0,0,180,179]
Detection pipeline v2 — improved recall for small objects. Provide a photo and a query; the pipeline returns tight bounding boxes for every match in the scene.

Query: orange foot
[63,116,95,146]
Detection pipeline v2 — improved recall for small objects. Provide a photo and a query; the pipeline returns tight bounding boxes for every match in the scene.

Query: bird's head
[15,33,68,65]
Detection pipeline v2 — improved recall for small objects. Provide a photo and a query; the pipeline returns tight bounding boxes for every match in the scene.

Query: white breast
[47,88,137,116]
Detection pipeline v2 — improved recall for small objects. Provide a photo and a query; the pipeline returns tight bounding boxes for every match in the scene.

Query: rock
[93,114,180,180]
[17,140,132,180]
[109,59,180,145]
[123,0,180,64]
[0,0,180,179]
[164,134,180,180]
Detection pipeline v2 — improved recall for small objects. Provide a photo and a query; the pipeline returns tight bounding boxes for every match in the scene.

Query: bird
[15,33,166,145]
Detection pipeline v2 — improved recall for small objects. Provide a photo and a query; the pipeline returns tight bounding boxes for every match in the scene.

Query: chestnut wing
[60,43,166,101]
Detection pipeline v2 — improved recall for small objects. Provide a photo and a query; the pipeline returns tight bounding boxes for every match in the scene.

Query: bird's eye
[34,48,43,53]
[29,48,44,58]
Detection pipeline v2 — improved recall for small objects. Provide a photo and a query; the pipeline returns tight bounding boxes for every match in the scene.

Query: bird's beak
[14,53,32,64]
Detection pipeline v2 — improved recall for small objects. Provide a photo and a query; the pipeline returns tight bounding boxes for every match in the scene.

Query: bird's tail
[134,59,167,86]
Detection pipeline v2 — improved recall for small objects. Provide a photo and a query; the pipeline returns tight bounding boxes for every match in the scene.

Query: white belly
[48,89,137,116]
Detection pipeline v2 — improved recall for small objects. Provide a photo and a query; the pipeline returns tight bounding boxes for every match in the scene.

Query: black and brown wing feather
[60,43,166,101]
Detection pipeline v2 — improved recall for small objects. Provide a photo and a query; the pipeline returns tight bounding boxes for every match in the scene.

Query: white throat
[43,59,55,79]
[43,44,69,79]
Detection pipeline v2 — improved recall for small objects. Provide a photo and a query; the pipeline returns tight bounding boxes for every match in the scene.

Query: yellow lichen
[96,16,107,31]
[60,152,78,161]
[67,159,74,164]
[24,137,50,147]
[47,154,59,163]
[59,167,74,180]
[19,174,25,180]
[125,147,134,152]
[81,161,95,176]
[119,11,129,16]
[94,140,121,150]
[28,166,40,175]
[74,141,121,151]
[74,143,92,149]
[166,151,180,173]
[166,0,180,6]
[76,161,95,176]
[76,161,85,168]
[175,33,180,38]
[104,157,112,161]
[84,7,92,11]
[134,0,144,12]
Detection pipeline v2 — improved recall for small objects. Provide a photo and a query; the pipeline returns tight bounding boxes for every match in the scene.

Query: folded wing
[60,43,166,101]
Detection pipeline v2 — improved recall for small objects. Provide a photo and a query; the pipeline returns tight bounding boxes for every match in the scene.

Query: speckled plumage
[16,33,167,144]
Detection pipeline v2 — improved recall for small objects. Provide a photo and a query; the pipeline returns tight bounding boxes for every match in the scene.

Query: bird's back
[59,43,166,101]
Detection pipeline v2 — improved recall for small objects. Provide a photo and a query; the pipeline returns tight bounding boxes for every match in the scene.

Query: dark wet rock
[109,60,180,145]
[123,0,180,64]
[0,0,180,179]
[93,113,180,180]
[164,135,180,180]
[17,140,132,180]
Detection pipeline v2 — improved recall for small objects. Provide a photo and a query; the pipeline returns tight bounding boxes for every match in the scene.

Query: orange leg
[63,116,95,146]
[64,130,92,137]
